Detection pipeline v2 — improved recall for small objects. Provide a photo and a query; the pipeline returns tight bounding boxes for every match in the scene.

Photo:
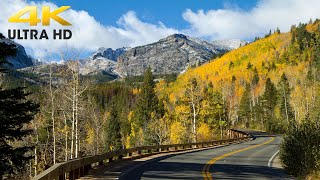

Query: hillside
[161,20,320,128]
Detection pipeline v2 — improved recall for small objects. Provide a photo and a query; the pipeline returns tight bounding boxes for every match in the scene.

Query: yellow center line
[202,137,275,180]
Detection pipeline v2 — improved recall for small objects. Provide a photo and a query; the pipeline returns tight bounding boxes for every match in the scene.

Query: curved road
[120,131,294,180]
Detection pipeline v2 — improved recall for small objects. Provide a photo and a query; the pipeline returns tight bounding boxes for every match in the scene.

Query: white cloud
[182,0,320,40]
[0,0,179,59]
[1,0,320,59]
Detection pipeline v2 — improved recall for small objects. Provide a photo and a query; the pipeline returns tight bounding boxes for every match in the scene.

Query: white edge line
[268,150,280,167]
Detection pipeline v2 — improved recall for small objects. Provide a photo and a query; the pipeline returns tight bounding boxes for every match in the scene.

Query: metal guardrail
[33,129,250,180]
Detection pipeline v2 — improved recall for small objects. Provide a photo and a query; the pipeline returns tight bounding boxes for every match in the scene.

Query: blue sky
[45,0,258,30]
[1,0,319,59]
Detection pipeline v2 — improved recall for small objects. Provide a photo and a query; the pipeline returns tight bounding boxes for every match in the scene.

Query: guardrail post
[69,170,74,180]
[128,152,132,156]
[137,150,141,155]
[75,168,80,179]
[80,166,84,177]
[84,164,91,175]
[59,174,65,180]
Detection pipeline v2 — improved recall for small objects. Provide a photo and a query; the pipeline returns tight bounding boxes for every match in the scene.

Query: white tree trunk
[63,111,68,161]
[49,63,56,164]
[34,130,39,176]
[70,86,75,159]
[75,91,78,158]
[282,84,289,123]
[192,102,197,143]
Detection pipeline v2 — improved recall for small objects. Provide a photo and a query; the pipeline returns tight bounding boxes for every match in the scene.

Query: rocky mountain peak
[116,33,234,77]
[212,39,248,50]
[0,34,33,69]
[91,47,128,61]
[163,34,188,41]
[79,47,128,75]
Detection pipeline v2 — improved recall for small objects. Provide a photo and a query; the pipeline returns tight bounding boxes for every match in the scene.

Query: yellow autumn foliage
[170,121,188,144]
[158,23,320,124]
[86,126,95,145]
[197,123,212,142]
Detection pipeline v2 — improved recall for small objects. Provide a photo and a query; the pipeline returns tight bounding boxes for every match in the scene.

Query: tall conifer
[0,36,39,177]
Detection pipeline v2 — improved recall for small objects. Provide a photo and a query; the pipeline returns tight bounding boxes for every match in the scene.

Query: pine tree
[0,34,16,73]
[134,66,158,128]
[229,61,234,70]
[105,98,122,151]
[0,37,39,177]
[239,83,252,128]
[262,78,278,116]
[278,73,294,124]
[252,67,260,86]
[261,78,278,130]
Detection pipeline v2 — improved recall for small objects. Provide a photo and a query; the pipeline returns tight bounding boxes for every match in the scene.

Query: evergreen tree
[239,83,252,128]
[229,61,234,70]
[278,73,294,124]
[0,37,39,177]
[265,29,272,38]
[134,66,158,128]
[262,78,278,115]
[252,67,260,86]
[261,78,278,130]
[0,34,16,73]
[105,98,122,151]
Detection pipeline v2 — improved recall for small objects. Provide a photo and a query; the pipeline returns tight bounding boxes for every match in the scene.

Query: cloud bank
[183,0,320,40]
[0,0,179,58]
[0,0,319,59]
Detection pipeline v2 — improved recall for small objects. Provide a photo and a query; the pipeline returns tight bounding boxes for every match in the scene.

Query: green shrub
[280,120,320,178]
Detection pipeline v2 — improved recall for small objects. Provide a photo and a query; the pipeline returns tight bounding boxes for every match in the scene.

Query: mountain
[32,59,46,66]
[116,34,232,77]
[19,48,127,84]
[211,39,248,50]
[18,34,246,81]
[91,47,127,61]
[0,34,33,69]
[79,47,127,75]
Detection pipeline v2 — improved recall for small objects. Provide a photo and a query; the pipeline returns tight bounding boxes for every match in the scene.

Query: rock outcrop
[0,35,33,69]
[116,34,231,76]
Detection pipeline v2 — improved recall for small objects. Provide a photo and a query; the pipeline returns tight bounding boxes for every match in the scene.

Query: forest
[1,20,320,179]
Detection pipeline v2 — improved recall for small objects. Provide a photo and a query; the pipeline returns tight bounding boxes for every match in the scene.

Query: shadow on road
[125,161,291,180]
[119,131,292,180]
[212,163,293,180]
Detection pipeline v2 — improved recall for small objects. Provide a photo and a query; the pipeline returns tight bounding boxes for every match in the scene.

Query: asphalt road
[120,131,294,180]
